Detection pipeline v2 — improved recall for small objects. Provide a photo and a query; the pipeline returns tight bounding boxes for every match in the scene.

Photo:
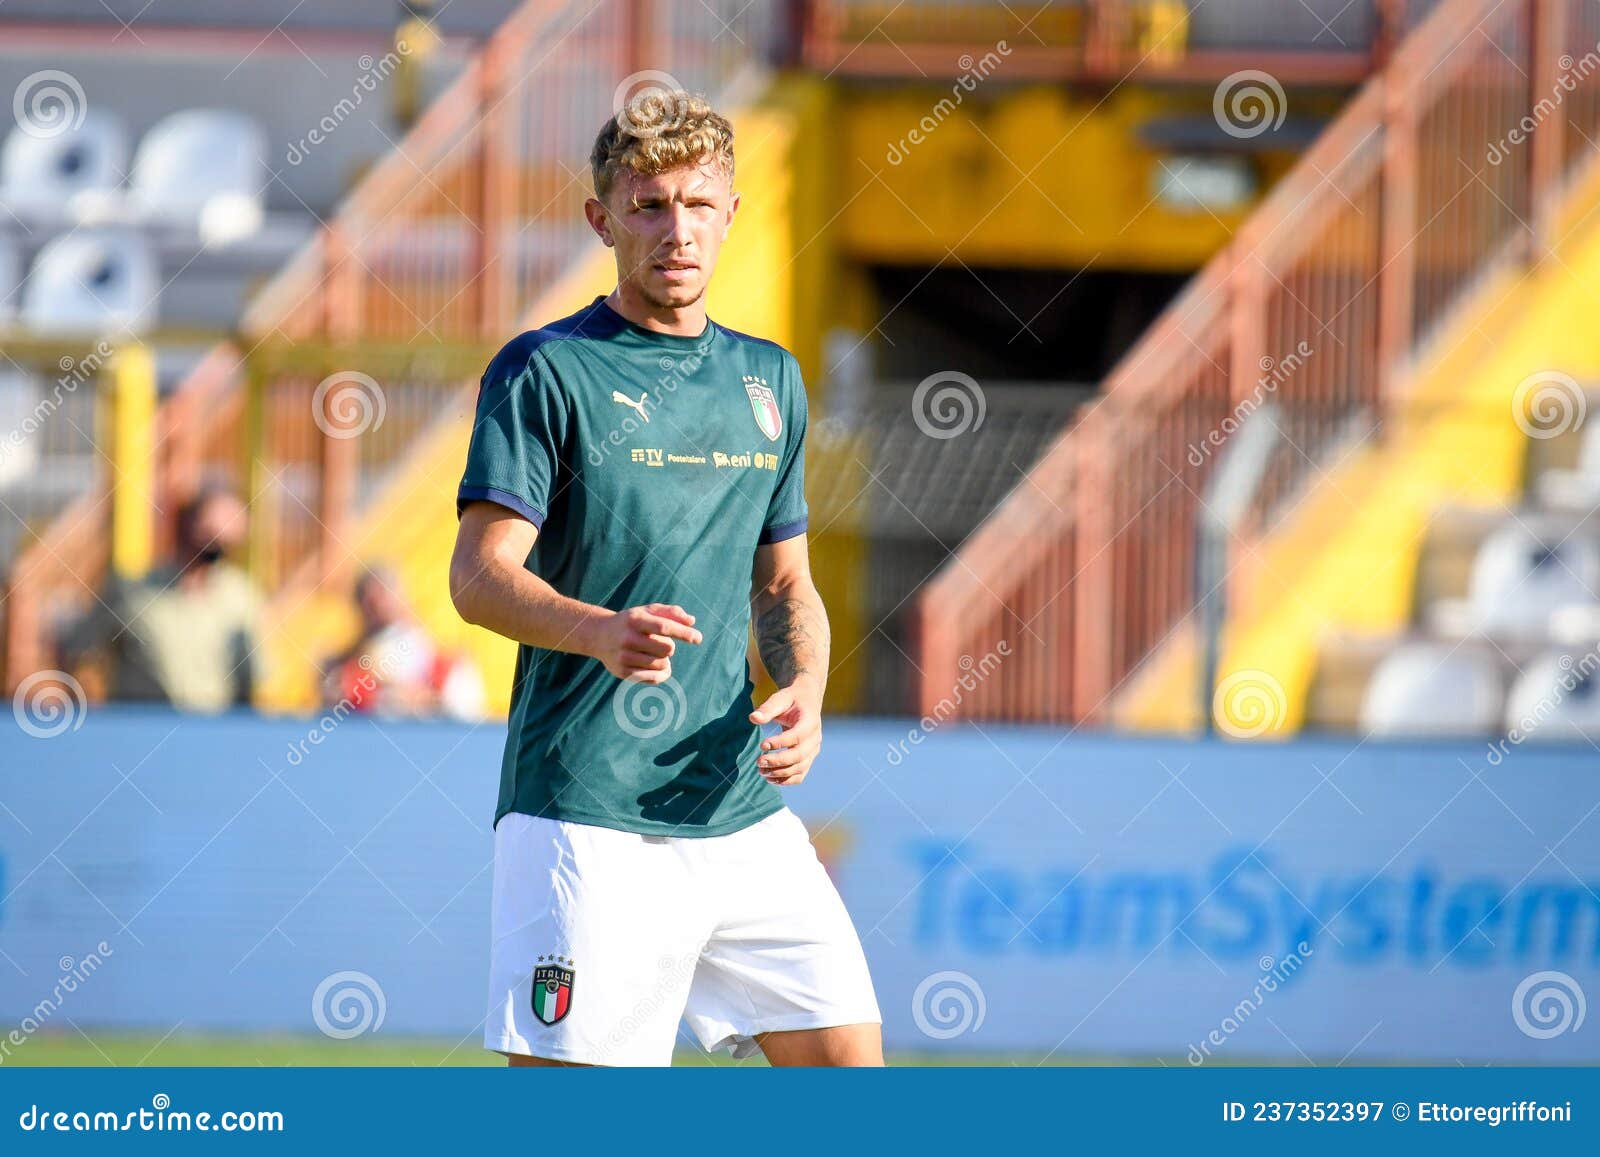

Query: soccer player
[449,91,882,1067]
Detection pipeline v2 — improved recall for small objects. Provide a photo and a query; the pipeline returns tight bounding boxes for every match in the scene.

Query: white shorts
[485,807,880,1066]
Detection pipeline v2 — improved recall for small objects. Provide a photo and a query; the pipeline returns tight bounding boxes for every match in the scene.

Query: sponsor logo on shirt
[712,451,779,471]
[629,447,776,471]
[611,389,650,422]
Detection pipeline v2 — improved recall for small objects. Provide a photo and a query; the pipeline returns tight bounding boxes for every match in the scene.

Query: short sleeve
[759,358,808,545]
[456,340,568,527]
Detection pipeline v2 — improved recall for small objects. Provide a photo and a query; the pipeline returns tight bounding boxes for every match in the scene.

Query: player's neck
[605,286,708,338]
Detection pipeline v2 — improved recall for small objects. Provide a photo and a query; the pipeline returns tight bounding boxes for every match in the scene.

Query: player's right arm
[449,499,700,684]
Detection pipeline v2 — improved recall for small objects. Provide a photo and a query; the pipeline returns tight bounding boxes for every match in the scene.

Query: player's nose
[663,204,696,247]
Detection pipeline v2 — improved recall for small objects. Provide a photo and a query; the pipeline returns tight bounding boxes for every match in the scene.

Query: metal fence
[239,341,491,593]
[809,383,1089,713]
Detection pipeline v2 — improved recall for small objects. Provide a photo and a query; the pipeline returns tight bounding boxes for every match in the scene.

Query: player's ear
[723,189,739,240]
[583,196,614,247]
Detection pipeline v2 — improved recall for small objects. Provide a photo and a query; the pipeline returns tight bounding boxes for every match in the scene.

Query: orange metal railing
[915,0,1600,723]
[1,342,241,690]
[237,0,778,591]
[801,0,1443,83]
[2,0,780,691]
[246,0,777,346]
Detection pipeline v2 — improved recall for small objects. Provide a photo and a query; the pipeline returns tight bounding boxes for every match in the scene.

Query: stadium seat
[1502,649,1600,741]
[1358,642,1505,737]
[0,237,19,321]
[1452,524,1600,637]
[129,110,266,238]
[1538,416,1600,509]
[0,109,128,214]
[0,369,40,489]
[22,230,159,334]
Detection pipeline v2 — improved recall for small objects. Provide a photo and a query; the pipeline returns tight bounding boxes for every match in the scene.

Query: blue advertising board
[1,708,1595,1063]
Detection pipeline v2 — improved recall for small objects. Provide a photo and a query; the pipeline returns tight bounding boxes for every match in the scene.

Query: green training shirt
[457,296,809,836]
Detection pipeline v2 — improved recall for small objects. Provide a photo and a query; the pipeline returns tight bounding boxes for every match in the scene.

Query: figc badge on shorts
[743,375,782,442]
[532,956,574,1025]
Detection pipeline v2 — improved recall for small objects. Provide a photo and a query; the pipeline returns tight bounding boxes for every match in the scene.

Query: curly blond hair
[590,90,734,199]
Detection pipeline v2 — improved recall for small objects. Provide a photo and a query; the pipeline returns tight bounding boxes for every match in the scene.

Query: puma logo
[611,390,650,423]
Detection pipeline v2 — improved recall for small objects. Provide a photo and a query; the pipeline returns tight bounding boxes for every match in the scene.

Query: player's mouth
[654,261,698,282]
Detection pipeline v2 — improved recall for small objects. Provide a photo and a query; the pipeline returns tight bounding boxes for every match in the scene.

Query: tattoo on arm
[755,595,830,689]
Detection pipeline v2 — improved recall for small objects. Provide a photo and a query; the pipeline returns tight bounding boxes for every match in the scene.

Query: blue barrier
[2,708,1596,1062]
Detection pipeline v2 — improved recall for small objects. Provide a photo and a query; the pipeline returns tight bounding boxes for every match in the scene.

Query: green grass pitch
[2,1032,1218,1067]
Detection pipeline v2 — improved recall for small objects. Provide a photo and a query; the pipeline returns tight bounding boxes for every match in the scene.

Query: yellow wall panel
[840,85,1293,269]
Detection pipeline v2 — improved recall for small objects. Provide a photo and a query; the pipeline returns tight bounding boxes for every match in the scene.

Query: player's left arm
[749,534,830,786]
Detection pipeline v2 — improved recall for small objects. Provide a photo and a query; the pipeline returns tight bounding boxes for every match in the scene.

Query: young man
[449,91,882,1067]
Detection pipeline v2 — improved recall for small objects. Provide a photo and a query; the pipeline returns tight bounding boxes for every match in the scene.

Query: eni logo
[611,390,650,422]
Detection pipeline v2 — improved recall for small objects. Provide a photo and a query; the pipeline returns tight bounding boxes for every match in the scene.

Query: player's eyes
[632,199,714,212]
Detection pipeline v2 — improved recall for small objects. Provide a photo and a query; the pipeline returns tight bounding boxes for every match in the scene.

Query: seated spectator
[60,484,263,711]
[320,564,485,720]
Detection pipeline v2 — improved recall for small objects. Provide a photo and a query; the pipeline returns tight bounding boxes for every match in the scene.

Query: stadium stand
[1313,441,1600,736]
[12,0,1589,742]
[1358,642,1506,739]
[923,0,1600,746]
[0,0,519,38]
[0,238,18,322]
[1504,647,1600,740]
[127,110,266,225]
[0,13,481,683]
[0,0,789,706]
[0,108,127,213]
[23,230,160,334]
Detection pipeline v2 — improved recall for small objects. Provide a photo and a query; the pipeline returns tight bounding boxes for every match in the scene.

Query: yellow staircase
[1117,163,1600,735]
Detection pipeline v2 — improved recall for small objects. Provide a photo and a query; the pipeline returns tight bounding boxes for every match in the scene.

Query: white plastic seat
[0,237,19,322]
[129,110,265,233]
[1540,417,1600,508]
[1358,642,1504,737]
[1465,524,1600,636]
[0,370,41,489]
[22,230,158,334]
[1503,650,1600,741]
[0,109,127,213]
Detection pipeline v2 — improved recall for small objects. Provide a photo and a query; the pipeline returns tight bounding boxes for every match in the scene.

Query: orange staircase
[2,0,780,695]
[914,0,1600,725]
